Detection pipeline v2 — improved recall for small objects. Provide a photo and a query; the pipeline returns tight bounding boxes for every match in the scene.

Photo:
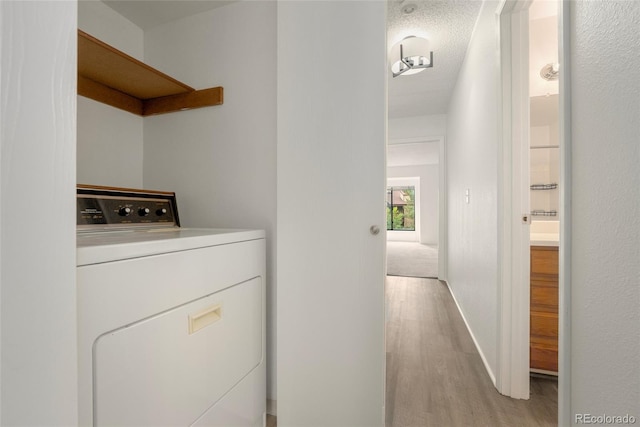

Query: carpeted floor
[386,241,438,278]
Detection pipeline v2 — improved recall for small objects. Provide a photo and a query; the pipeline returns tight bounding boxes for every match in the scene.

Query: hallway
[385,276,557,426]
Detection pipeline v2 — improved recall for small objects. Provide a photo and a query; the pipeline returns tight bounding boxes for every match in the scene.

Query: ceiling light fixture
[390,36,433,78]
[540,62,560,81]
[401,3,418,14]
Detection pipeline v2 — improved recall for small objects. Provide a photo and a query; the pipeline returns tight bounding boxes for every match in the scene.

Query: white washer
[76,187,266,426]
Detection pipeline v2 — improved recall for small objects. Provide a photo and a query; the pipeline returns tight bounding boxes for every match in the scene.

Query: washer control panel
[77,185,180,230]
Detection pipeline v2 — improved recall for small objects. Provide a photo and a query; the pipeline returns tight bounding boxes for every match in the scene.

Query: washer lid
[76,228,265,266]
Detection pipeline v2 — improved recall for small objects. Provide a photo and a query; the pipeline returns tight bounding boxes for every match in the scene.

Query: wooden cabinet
[530,245,558,373]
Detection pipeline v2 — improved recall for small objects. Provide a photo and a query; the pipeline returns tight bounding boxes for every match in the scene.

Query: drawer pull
[188,304,222,334]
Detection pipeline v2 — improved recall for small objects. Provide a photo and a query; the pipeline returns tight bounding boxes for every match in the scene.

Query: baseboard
[267,398,276,416]
[443,280,497,386]
[530,368,558,377]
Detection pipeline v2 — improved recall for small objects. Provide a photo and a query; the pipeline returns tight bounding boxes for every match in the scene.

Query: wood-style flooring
[386,276,558,427]
[268,276,557,427]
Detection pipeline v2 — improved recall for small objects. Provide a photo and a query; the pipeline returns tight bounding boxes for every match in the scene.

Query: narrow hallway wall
[445,0,501,379]
[569,0,640,421]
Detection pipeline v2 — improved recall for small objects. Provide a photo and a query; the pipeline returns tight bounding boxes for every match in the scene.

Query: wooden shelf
[77,30,223,116]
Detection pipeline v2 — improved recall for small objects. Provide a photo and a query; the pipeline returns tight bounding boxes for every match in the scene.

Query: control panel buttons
[77,188,178,228]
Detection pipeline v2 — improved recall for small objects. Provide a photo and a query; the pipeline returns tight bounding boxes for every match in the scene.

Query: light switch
[465,188,470,204]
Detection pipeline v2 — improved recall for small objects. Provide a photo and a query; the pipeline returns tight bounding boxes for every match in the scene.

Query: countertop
[530,233,559,247]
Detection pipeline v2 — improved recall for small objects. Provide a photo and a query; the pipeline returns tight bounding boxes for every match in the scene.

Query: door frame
[496,1,572,424]
[557,1,572,424]
[496,0,532,401]
[386,136,447,280]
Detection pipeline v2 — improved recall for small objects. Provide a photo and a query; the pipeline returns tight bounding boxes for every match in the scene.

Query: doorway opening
[386,140,443,280]
[497,0,567,422]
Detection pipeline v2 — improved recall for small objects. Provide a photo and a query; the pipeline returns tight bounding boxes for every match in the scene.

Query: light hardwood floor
[268,276,557,427]
[386,276,557,427]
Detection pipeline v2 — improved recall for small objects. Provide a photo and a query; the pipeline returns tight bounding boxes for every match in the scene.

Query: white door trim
[438,136,447,281]
[497,2,571,423]
[387,136,447,280]
[496,0,532,400]
[557,1,572,424]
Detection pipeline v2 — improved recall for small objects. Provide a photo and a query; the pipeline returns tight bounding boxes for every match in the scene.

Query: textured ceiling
[102,0,481,119]
[387,0,482,119]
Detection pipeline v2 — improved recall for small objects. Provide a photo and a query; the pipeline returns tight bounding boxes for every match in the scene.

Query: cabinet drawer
[531,280,558,312]
[94,278,263,426]
[530,312,558,339]
[531,246,559,276]
[531,343,558,372]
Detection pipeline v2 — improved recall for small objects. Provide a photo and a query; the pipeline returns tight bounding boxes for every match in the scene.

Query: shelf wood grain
[78,76,144,116]
[143,87,223,116]
[78,30,223,116]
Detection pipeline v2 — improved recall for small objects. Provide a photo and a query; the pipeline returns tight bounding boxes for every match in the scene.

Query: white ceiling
[101,0,479,166]
[102,0,481,120]
[387,0,482,119]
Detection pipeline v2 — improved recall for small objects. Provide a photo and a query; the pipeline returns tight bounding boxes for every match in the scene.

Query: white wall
[77,97,144,187]
[529,14,558,97]
[0,1,78,423]
[78,0,143,61]
[445,0,500,379]
[388,165,439,245]
[570,1,639,421]
[277,1,386,424]
[142,1,277,400]
[530,95,560,221]
[77,0,144,188]
[389,114,446,140]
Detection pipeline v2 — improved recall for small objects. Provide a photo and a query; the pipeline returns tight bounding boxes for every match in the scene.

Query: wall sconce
[390,36,433,78]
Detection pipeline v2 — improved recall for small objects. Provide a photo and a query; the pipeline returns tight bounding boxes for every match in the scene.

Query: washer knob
[156,208,167,216]
[118,207,132,216]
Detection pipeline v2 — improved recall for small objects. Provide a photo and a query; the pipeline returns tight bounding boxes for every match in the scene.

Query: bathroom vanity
[530,221,559,374]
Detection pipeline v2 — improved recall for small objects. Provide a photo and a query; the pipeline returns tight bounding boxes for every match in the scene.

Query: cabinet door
[530,246,559,372]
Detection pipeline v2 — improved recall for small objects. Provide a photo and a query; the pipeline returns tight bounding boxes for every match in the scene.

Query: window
[386,186,415,231]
